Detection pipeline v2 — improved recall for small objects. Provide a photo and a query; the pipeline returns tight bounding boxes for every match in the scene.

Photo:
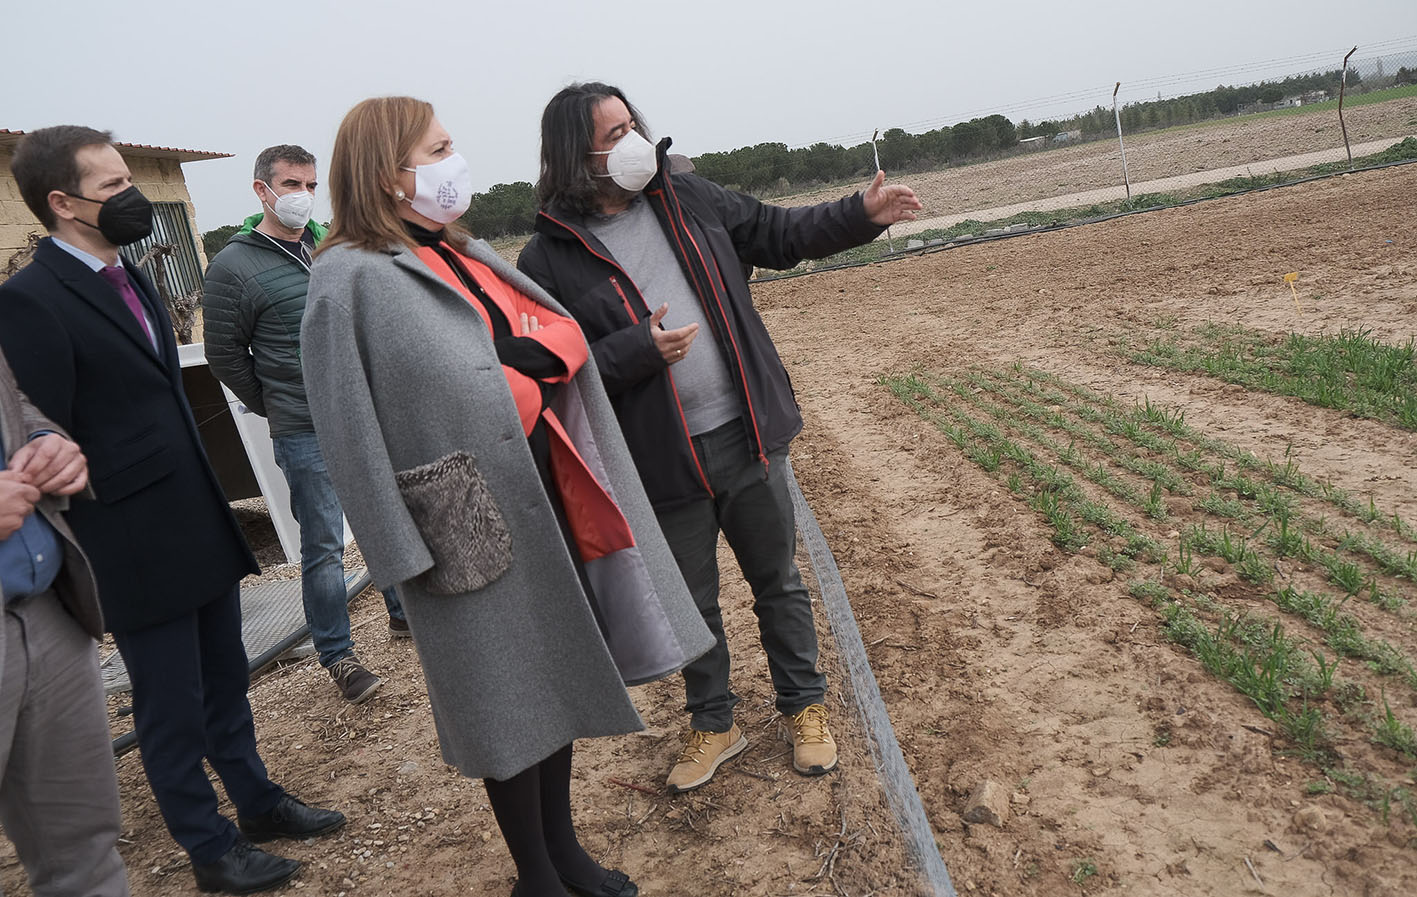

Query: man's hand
[0,470,41,540]
[648,303,698,365]
[9,433,89,496]
[863,170,923,226]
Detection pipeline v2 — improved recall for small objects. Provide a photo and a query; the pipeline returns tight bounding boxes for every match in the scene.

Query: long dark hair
[535,82,649,215]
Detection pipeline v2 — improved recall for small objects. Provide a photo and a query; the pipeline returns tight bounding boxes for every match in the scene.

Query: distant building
[0,129,230,297]
[1018,135,1047,151]
[1052,129,1083,145]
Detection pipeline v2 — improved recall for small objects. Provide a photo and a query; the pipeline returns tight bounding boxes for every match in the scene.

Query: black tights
[484,743,605,895]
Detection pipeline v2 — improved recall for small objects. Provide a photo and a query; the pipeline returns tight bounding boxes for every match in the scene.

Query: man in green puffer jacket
[201,144,407,704]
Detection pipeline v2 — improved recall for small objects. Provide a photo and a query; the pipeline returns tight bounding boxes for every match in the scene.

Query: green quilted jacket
[200,214,328,437]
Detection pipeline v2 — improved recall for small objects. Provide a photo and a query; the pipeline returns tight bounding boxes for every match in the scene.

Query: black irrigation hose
[110,571,374,758]
[787,462,958,897]
[752,156,1417,285]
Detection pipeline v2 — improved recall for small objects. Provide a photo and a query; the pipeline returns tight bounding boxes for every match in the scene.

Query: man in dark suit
[0,125,344,895]
[1,349,129,896]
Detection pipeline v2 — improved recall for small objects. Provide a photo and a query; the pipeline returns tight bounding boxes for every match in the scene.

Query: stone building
[1,129,230,297]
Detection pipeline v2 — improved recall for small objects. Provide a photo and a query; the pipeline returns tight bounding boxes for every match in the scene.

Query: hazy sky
[7,0,1415,231]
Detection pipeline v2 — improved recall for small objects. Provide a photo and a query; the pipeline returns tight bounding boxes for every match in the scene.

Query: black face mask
[68,185,154,246]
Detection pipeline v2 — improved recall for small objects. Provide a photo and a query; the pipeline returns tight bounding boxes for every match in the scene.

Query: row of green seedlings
[970,368,1415,618]
[1129,579,1417,826]
[883,370,1417,785]
[994,367,1417,603]
[926,368,1417,694]
[1124,324,1417,431]
[882,373,1162,566]
[1021,364,1417,548]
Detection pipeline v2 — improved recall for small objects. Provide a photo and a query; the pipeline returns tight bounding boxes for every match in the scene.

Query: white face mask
[590,130,658,193]
[263,182,314,230]
[401,152,473,224]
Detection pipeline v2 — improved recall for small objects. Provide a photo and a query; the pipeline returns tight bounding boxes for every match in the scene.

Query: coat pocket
[90,429,176,503]
[394,450,513,595]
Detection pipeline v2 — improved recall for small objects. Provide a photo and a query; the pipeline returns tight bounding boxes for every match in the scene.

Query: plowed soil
[2,163,1414,897]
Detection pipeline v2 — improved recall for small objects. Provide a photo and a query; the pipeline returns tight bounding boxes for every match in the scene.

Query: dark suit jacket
[0,349,103,638]
[0,238,258,632]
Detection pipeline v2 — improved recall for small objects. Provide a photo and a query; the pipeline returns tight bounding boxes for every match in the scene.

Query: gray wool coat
[301,236,713,780]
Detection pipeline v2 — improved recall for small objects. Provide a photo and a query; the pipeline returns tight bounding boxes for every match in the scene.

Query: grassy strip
[1130,324,1417,431]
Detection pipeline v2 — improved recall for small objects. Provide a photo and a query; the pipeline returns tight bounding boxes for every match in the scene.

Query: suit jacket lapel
[35,240,164,367]
[0,360,24,461]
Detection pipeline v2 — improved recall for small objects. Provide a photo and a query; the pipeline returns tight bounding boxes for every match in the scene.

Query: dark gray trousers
[655,419,826,732]
[0,591,129,897]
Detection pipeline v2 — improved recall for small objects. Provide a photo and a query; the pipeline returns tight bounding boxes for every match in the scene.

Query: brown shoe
[328,655,382,704]
[665,725,748,793]
[787,704,837,775]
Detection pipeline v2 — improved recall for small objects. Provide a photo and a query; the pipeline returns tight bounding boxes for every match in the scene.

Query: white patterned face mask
[401,152,473,224]
[589,130,658,193]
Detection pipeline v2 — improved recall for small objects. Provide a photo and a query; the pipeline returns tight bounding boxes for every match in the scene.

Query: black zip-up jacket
[517,138,884,511]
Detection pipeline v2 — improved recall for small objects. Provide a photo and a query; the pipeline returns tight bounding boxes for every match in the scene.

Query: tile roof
[0,129,231,162]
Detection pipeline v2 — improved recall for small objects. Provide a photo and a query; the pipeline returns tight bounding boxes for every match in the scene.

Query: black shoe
[561,869,639,897]
[192,838,300,894]
[238,794,346,843]
[328,654,383,703]
[388,615,412,638]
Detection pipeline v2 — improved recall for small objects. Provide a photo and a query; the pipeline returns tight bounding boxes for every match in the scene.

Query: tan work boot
[787,704,838,775]
[665,725,748,793]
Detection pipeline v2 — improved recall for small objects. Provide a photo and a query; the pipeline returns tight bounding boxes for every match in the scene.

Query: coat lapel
[0,360,24,460]
[35,240,164,368]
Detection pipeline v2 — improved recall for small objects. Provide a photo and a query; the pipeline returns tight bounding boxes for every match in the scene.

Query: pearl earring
[395,188,406,201]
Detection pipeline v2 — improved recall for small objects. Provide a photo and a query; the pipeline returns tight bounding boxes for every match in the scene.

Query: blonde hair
[320,96,469,253]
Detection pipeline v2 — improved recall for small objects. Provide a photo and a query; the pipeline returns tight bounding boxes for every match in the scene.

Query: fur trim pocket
[394,451,512,595]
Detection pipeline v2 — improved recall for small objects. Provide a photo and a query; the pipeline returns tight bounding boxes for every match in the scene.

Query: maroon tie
[98,265,155,346]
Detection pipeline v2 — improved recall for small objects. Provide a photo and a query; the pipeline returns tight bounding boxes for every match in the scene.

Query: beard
[595,175,639,210]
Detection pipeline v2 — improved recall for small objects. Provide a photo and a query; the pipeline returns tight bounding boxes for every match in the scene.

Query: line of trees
[199,65,1393,249]
[690,114,1020,194]
[1019,67,1359,140]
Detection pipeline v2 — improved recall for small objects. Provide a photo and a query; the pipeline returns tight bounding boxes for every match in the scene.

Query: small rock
[397,761,420,776]
[962,779,1010,827]
[1294,806,1327,832]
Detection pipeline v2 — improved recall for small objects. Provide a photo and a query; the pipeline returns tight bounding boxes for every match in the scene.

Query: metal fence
[125,201,205,298]
[751,44,1417,265]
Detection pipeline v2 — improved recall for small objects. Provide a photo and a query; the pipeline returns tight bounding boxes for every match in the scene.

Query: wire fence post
[1339,46,1358,169]
[1113,81,1132,201]
[870,129,895,253]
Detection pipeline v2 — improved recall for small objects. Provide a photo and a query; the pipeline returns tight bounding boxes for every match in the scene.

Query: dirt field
[2,164,1414,897]
[780,95,1417,223]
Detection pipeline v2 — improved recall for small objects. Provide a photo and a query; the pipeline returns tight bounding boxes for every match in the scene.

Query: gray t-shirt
[586,196,740,436]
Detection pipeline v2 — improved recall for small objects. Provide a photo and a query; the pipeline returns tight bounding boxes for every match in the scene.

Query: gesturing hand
[0,470,41,540]
[648,303,698,365]
[862,170,923,226]
[9,433,89,496]
[519,312,542,334]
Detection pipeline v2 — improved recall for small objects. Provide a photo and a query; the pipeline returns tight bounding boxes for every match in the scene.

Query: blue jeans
[271,432,404,668]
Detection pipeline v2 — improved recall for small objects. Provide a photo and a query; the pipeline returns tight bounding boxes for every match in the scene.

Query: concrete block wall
[1,148,210,276]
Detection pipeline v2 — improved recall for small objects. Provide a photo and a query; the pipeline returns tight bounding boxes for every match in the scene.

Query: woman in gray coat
[301,97,713,897]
